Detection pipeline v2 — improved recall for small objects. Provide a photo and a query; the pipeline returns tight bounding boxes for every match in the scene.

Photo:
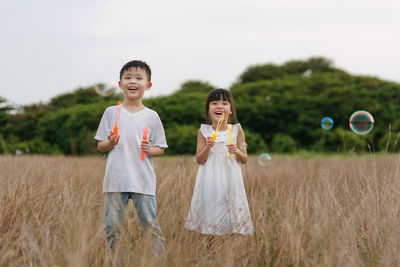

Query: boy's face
[208,97,232,124]
[118,67,152,101]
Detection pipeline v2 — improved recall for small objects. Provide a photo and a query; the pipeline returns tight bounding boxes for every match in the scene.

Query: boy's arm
[141,140,164,157]
[150,146,164,156]
[98,133,120,152]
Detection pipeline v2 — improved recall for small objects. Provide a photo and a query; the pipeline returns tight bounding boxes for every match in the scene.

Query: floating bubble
[94,84,115,97]
[240,142,248,150]
[321,117,334,130]
[266,95,271,101]
[349,110,374,135]
[302,69,312,78]
[258,153,271,166]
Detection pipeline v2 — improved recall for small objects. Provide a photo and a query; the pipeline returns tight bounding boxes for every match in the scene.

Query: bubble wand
[141,126,149,161]
[228,124,234,158]
[112,101,121,136]
[211,112,225,141]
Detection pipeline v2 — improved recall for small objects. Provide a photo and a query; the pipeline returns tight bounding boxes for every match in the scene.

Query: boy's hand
[206,137,215,148]
[141,140,151,153]
[97,133,120,153]
[108,133,120,147]
[226,144,238,155]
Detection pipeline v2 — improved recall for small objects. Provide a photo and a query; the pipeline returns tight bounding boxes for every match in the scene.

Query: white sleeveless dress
[184,124,253,235]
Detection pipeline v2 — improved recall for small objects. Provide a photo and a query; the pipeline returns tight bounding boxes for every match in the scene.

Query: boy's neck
[122,99,146,113]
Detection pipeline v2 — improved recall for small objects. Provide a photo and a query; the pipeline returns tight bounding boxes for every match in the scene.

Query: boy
[95,60,167,259]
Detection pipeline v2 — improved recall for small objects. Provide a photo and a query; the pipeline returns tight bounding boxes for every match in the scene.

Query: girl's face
[208,97,232,125]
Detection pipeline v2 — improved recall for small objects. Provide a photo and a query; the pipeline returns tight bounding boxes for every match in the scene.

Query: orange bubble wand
[141,126,149,161]
[228,124,234,158]
[112,101,121,136]
[211,112,225,141]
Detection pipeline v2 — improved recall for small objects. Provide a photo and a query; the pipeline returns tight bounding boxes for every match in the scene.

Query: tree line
[1,57,399,155]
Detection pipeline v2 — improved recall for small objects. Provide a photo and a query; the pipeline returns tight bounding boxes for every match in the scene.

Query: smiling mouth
[215,112,224,116]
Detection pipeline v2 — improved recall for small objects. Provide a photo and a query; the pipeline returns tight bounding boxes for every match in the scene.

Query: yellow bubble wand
[228,124,234,158]
[211,112,225,141]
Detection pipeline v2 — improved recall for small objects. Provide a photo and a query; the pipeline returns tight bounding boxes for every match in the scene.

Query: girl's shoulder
[199,124,213,136]
[231,123,242,133]
[199,123,242,137]
[200,123,241,129]
[200,124,212,129]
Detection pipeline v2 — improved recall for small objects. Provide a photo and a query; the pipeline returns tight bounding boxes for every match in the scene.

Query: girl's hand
[108,132,120,147]
[141,140,151,153]
[206,137,215,147]
[226,144,238,155]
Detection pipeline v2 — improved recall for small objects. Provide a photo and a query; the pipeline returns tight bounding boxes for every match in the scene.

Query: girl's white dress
[184,124,253,235]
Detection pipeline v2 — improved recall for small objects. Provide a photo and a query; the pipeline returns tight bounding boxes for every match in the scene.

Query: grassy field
[1,154,400,266]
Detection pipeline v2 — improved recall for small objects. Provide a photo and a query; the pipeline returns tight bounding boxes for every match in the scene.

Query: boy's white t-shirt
[95,105,168,195]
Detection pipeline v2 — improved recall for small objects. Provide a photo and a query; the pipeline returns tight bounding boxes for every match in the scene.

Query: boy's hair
[119,60,151,81]
[205,88,238,124]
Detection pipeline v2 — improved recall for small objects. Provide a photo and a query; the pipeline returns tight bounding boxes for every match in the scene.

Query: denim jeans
[104,192,166,257]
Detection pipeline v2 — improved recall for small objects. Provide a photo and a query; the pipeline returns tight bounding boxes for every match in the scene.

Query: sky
[1,0,399,106]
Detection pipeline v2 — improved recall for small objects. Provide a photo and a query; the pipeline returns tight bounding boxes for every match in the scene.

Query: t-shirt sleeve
[150,112,168,148]
[95,108,112,142]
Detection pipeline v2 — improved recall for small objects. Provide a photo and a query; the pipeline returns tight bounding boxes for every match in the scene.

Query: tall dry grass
[1,154,400,266]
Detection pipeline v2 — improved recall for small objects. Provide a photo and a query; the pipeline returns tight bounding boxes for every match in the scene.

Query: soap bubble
[94,83,115,97]
[258,153,271,166]
[240,142,248,150]
[266,95,271,101]
[302,69,312,78]
[321,117,334,130]
[349,110,374,135]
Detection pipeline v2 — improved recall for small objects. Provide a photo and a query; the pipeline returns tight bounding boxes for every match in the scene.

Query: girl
[184,89,253,235]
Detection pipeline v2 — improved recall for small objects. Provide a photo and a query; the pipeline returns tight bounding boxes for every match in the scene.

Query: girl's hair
[205,88,237,124]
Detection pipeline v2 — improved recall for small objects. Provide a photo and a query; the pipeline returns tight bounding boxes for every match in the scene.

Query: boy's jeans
[104,192,166,257]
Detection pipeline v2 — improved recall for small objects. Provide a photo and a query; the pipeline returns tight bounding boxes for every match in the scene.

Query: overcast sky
[1,0,399,106]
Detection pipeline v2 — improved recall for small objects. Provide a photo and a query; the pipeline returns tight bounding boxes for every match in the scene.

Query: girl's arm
[226,126,248,164]
[196,130,215,164]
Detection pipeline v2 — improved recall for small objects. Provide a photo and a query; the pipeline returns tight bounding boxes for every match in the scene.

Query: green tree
[165,125,198,154]
[0,97,13,153]
[176,80,214,94]
[270,133,297,153]
[4,57,400,155]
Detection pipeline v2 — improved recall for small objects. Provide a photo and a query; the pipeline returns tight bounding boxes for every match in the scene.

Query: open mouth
[215,112,224,116]
[128,87,138,92]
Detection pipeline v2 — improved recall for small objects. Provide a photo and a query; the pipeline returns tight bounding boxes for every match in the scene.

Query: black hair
[119,60,151,81]
[205,88,237,124]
